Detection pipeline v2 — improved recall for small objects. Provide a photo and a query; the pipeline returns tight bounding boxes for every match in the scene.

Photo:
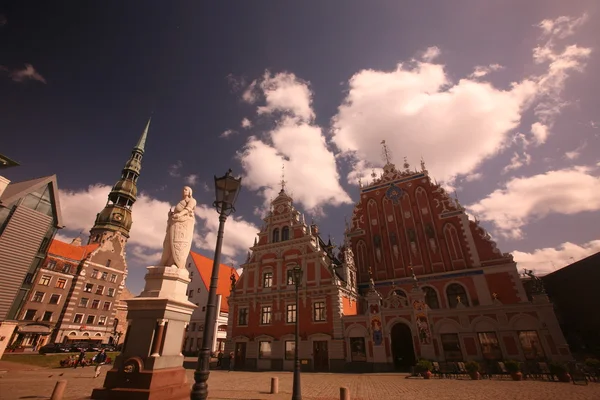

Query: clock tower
[88,118,150,244]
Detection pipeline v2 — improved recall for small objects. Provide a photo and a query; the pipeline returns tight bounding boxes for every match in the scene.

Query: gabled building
[10,119,150,348]
[225,185,359,371]
[11,238,98,348]
[343,155,571,371]
[183,251,239,355]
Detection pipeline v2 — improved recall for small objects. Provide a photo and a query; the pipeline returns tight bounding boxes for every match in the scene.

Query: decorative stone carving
[159,186,197,269]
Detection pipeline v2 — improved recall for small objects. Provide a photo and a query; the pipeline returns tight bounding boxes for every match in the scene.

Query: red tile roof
[189,251,239,313]
[48,239,99,261]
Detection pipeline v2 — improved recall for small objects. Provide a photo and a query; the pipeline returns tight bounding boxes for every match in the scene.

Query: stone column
[150,319,167,357]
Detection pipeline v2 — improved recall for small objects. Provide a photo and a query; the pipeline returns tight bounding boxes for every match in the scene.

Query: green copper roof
[134,117,151,153]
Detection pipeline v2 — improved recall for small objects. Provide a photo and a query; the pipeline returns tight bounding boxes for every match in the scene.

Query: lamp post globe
[190,169,242,400]
[292,265,303,400]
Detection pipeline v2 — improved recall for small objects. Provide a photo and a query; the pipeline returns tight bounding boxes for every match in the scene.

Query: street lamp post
[191,169,242,400]
[292,265,303,400]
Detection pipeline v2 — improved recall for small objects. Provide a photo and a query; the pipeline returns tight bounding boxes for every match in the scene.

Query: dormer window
[272,228,280,243]
[282,226,290,241]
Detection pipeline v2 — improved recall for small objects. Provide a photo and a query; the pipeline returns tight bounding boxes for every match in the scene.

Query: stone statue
[159,186,197,269]
[230,270,237,292]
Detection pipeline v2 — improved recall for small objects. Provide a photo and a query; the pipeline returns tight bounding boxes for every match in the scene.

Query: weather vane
[381,139,392,165]
[280,163,287,192]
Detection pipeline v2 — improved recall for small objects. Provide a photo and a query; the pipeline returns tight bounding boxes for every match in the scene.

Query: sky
[1,1,599,295]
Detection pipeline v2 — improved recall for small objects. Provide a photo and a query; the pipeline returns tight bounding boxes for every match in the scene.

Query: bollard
[340,386,350,400]
[50,380,67,400]
[270,377,279,394]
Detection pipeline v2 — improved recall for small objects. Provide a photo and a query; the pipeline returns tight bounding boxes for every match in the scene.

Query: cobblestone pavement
[0,362,599,400]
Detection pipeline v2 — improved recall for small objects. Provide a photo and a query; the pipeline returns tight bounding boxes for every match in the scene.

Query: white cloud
[502,151,531,174]
[464,172,483,182]
[184,174,199,186]
[237,72,352,213]
[220,129,236,138]
[169,160,183,177]
[469,63,504,78]
[564,142,586,160]
[537,13,588,40]
[331,14,590,184]
[1,63,47,84]
[467,166,600,238]
[194,205,259,265]
[512,239,600,276]
[58,184,259,266]
[245,71,315,121]
[421,46,441,62]
[202,182,211,192]
[241,118,252,129]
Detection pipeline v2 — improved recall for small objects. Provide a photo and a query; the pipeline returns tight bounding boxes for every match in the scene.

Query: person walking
[217,351,223,368]
[228,351,234,371]
[94,349,107,378]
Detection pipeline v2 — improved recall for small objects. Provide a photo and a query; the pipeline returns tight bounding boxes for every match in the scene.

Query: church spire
[280,163,287,193]
[88,119,150,243]
[381,139,392,165]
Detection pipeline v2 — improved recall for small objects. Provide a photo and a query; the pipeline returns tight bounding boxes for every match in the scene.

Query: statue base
[91,266,196,400]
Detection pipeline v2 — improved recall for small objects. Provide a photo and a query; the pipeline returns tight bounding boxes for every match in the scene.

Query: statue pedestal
[91,266,197,400]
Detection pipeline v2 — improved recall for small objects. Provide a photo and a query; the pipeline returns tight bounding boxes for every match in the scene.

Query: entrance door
[234,342,246,370]
[313,341,329,371]
[390,323,416,371]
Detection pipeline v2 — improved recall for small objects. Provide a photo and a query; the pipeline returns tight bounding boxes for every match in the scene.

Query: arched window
[272,228,280,243]
[282,226,290,241]
[422,286,439,309]
[394,289,408,306]
[446,283,469,308]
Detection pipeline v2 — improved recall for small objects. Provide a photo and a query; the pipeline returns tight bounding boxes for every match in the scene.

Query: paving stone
[0,364,598,400]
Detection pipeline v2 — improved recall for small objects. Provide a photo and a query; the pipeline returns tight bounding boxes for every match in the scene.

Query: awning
[18,324,52,334]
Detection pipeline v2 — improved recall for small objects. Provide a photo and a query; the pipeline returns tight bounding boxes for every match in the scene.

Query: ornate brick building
[343,155,571,371]
[225,185,359,371]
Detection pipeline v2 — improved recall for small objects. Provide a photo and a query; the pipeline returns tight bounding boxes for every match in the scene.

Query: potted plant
[504,360,522,381]
[465,361,481,380]
[549,362,571,383]
[416,359,433,379]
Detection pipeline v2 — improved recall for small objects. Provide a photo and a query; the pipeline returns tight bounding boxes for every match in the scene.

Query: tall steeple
[88,119,150,244]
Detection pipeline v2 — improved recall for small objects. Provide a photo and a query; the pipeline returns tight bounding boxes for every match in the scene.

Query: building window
[84,283,93,293]
[272,228,280,243]
[91,300,100,309]
[286,303,297,323]
[32,291,45,302]
[74,314,84,323]
[394,289,409,306]
[46,260,57,270]
[197,288,201,293]
[478,332,503,360]
[259,341,272,358]
[188,289,193,298]
[440,333,463,361]
[98,316,107,326]
[282,226,290,241]
[313,301,326,321]
[101,272,108,280]
[56,278,67,289]
[110,274,117,283]
[96,285,105,295]
[103,301,111,311]
[238,308,248,325]
[106,259,112,268]
[62,264,71,274]
[263,272,273,288]
[49,294,60,304]
[107,288,115,297]
[260,306,272,325]
[285,341,295,360]
[91,269,99,279]
[422,286,440,309]
[39,275,51,286]
[286,269,296,285]
[446,283,469,308]
[350,337,367,362]
[190,271,194,278]
[190,322,196,331]
[79,298,89,307]
[86,315,95,324]
[199,325,204,331]
[42,311,53,322]
[23,310,36,320]
[518,331,545,360]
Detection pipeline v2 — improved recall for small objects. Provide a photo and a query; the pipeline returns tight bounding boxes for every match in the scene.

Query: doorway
[390,323,416,371]
[234,342,246,370]
[313,341,329,371]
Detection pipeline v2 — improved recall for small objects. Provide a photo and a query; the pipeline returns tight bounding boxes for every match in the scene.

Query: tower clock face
[113,213,123,222]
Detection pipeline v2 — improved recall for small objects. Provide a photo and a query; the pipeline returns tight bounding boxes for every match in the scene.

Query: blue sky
[2,2,598,295]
